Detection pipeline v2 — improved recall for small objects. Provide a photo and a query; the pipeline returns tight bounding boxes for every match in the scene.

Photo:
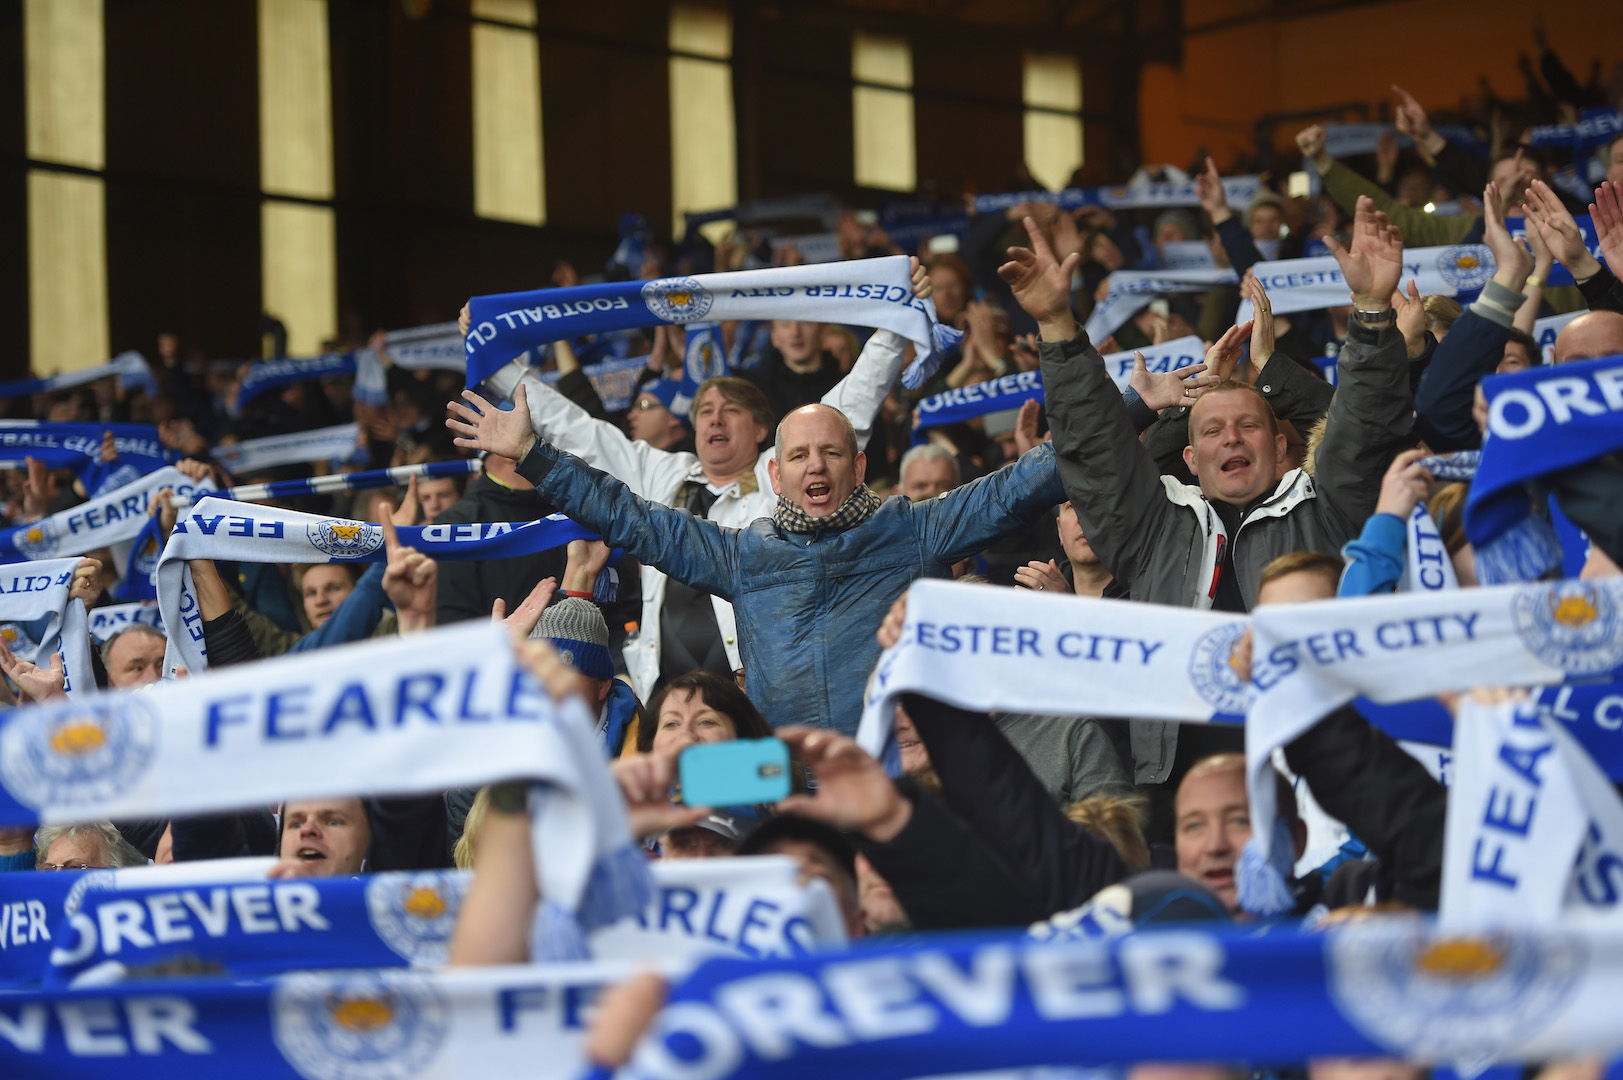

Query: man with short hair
[1498,328,1541,374]
[738,814,865,939]
[465,262,931,701]
[100,623,167,689]
[1174,754,1303,915]
[743,320,842,423]
[448,390,1064,733]
[35,822,147,870]
[898,444,960,502]
[1554,310,1623,363]
[276,798,371,877]
[1017,196,1410,822]
[416,473,466,523]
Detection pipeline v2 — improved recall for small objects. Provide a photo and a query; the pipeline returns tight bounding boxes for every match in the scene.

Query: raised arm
[1004,215,1179,591]
[914,441,1065,563]
[818,258,928,449]
[448,385,739,599]
[1296,125,1475,248]
[1307,197,1419,540]
[1411,185,1533,451]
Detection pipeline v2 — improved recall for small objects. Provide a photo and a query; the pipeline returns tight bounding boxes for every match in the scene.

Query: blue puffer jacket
[517,441,1066,733]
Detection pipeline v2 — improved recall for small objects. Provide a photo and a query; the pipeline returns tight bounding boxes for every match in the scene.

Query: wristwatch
[1354,307,1395,327]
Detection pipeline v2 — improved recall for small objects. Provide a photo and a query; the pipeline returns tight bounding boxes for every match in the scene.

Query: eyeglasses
[632,398,668,412]
[37,861,98,871]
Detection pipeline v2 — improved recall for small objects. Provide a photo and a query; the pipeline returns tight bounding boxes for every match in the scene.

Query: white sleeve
[483,360,682,500]
[818,329,906,451]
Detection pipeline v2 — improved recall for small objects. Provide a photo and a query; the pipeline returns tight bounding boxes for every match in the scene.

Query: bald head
[1554,310,1623,364]
[768,405,866,519]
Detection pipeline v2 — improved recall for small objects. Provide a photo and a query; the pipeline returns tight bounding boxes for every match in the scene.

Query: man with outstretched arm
[447,386,1065,735]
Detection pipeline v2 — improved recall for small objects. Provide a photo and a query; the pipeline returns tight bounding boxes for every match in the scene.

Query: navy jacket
[516,441,1066,733]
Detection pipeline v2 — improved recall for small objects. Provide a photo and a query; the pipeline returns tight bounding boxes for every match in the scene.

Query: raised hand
[909,255,932,300]
[997,216,1081,341]
[69,558,102,608]
[1390,85,1443,156]
[1014,559,1070,594]
[1202,319,1254,384]
[380,509,437,635]
[1323,196,1405,309]
[458,302,471,337]
[446,384,537,461]
[1375,447,1433,521]
[0,641,67,704]
[1592,181,1623,280]
[1295,125,1331,172]
[1245,276,1275,369]
[1481,182,1533,292]
[611,753,708,840]
[563,540,612,595]
[1130,353,1218,411]
[23,456,55,521]
[1195,156,1232,224]
[775,727,912,842]
[1392,280,1427,358]
[391,474,421,528]
[492,576,557,642]
[98,429,117,465]
[1523,179,1602,281]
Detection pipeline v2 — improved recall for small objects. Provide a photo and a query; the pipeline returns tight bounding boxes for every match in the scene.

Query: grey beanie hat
[530,597,613,679]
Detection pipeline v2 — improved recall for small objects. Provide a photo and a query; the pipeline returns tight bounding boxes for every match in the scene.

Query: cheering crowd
[3,40,1623,1078]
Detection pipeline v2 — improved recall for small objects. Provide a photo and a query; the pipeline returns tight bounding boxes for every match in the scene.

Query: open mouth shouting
[803,481,833,506]
[1219,453,1251,476]
[295,844,329,864]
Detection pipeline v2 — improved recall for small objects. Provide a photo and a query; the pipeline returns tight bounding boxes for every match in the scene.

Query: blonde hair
[1422,295,1462,338]
[1064,792,1151,871]
[453,786,491,871]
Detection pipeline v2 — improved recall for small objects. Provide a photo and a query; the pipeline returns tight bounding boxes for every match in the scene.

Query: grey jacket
[1040,322,1412,781]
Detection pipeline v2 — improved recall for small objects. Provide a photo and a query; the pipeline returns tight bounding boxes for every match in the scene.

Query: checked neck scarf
[772,484,883,534]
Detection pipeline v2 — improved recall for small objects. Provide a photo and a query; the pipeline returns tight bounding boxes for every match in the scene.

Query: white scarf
[156,497,593,677]
[87,601,164,643]
[1442,696,1623,930]
[0,467,214,564]
[0,620,648,957]
[0,559,92,697]
[856,579,1248,761]
[212,424,363,475]
[353,322,464,405]
[1235,246,1499,323]
[1404,503,1458,593]
[1244,579,1623,914]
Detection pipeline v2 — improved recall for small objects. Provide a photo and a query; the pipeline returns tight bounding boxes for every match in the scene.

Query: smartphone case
[678,738,791,808]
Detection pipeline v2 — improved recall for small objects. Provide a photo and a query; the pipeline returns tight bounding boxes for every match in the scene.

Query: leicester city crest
[0,698,159,812]
[1512,580,1623,676]
[641,277,714,324]
[1435,245,1496,291]
[13,519,60,560]
[1327,921,1584,1063]
[1187,622,1252,716]
[307,520,385,560]
[272,970,449,1080]
[365,871,467,966]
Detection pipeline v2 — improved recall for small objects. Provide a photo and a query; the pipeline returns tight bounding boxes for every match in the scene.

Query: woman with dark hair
[638,670,773,756]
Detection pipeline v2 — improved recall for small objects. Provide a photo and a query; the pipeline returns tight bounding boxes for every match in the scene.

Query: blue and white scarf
[1234,245,1504,325]
[1442,695,1623,931]
[0,422,174,497]
[973,174,1261,214]
[1084,268,1235,342]
[0,559,93,697]
[615,920,1623,1080]
[87,601,164,643]
[1528,109,1623,153]
[11,854,844,988]
[0,620,651,963]
[353,322,465,405]
[211,425,365,476]
[233,353,357,416]
[1404,502,1459,594]
[1465,354,1623,584]
[464,257,959,392]
[856,580,1247,769]
[0,957,646,1079]
[540,355,650,414]
[0,467,215,565]
[668,322,729,416]
[1244,578,1623,916]
[911,337,1205,436]
[0,352,155,400]
[154,496,596,675]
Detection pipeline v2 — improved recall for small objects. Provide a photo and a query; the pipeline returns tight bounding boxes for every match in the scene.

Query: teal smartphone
[679,738,791,807]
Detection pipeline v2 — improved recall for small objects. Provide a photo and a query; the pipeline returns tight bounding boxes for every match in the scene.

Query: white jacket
[484,330,908,700]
